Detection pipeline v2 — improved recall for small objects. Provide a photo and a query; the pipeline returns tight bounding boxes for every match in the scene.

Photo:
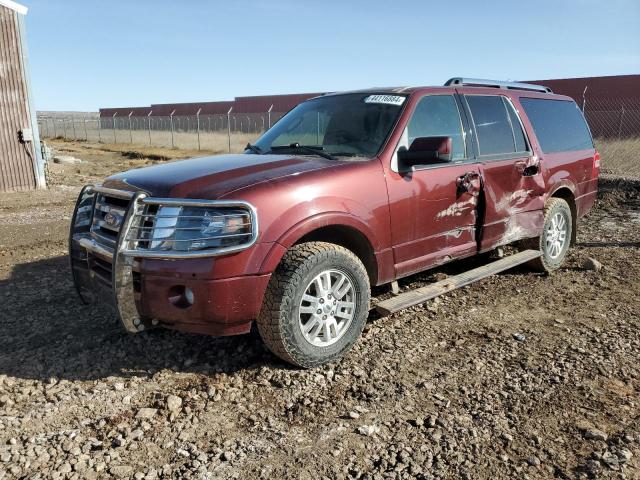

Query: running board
[375,249,540,316]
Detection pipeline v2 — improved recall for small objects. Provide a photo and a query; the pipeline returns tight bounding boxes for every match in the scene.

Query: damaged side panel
[388,165,482,278]
[479,156,545,251]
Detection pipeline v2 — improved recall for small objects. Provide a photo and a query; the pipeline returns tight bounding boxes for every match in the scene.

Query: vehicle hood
[103,153,345,198]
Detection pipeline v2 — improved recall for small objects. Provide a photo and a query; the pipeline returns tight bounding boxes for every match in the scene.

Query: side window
[520,98,594,153]
[466,95,517,156]
[406,95,466,161]
[504,99,528,152]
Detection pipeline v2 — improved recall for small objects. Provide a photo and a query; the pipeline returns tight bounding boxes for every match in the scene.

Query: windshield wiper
[270,143,336,160]
[245,143,263,154]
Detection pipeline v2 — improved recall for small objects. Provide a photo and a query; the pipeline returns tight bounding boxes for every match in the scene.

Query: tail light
[593,150,601,174]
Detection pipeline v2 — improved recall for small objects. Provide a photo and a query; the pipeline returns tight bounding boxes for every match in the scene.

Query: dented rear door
[461,94,545,252]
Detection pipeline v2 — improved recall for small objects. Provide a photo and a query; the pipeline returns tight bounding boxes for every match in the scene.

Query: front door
[385,94,481,279]
[462,94,546,252]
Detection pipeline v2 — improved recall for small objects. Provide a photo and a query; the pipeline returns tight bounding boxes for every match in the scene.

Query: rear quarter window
[520,98,593,153]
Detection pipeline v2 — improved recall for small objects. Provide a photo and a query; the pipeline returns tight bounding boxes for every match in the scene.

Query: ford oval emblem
[104,211,122,228]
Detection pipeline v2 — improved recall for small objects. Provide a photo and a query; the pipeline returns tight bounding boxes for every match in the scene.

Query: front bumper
[69,185,269,336]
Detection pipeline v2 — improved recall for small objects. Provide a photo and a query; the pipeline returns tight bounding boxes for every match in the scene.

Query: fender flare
[259,211,381,275]
[545,178,577,201]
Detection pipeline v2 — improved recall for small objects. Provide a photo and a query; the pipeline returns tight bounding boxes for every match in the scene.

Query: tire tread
[256,241,370,368]
[522,197,572,272]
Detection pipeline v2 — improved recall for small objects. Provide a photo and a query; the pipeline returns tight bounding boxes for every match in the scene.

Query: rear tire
[523,198,573,272]
[257,242,370,368]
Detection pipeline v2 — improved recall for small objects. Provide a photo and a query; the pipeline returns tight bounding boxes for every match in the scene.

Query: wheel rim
[298,269,356,347]
[545,211,568,260]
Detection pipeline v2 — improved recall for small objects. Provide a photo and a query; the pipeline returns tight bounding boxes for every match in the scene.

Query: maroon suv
[70,78,599,367]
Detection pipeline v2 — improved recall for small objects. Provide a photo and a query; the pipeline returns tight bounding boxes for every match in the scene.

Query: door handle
[456,171,481,195]
[515,159,540,177]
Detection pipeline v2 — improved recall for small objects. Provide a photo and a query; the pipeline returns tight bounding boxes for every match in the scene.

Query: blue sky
[22,0,640,112]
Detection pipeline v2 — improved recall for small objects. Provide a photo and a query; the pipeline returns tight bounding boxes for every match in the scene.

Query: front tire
[524,198,573,272]
[257,242,370,368]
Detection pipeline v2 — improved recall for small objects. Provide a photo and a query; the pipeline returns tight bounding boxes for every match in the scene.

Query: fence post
[62,117,67,138]
[112,112,118,143]
[618,104,625,139]
[147,110,153,145]
[268,104,273,128]
[97,116,102,143]
[170,109,176,148]
[71,116,76,139]
[128,111,133,143]
[83,115,88,141]
[227,107,233,153]
[582,86,588,113]
[196,108,202,150]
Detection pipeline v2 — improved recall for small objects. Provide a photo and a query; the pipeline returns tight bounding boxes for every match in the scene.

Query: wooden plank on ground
[375,249,541,316]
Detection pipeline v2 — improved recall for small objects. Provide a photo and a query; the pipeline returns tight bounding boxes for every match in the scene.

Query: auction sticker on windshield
[364,95,406,106]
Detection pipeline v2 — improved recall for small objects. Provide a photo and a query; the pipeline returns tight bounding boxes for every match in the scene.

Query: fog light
[184,287,194,305]
[168,285,194,309]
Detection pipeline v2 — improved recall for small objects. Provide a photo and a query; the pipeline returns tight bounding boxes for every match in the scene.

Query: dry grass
[595,137,640,178]
[45,140,212,188]
[51,128,259,154]
[50,137,216,160]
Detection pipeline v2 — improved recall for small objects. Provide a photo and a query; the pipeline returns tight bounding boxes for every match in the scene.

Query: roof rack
[444,77,552,93]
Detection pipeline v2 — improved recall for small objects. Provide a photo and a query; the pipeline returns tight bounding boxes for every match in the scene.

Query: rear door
[461,94,546,252]
[386,94,481,278]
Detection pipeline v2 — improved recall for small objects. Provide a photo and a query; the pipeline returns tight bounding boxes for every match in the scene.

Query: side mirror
[397,136,452,167]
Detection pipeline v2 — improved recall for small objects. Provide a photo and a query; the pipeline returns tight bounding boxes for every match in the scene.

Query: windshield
[252,93,406,158]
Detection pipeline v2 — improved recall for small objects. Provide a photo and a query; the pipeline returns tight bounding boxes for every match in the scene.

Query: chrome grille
[90,188,133,249]
[77,188,258,260]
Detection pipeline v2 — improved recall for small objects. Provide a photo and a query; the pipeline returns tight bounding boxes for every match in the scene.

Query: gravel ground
[0,143,639,479]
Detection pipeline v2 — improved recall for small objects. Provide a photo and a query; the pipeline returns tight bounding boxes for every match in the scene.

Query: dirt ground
[0,141,639,479]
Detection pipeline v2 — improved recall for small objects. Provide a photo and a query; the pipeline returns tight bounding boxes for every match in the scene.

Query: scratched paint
[495,189,533,213]
[436,196,477,219]
[500,218,525,244]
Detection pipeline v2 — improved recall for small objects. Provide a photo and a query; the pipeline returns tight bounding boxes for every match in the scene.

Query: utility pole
[226,106,233,153]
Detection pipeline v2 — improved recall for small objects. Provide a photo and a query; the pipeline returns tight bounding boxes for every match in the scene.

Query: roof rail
[444,77,552,93]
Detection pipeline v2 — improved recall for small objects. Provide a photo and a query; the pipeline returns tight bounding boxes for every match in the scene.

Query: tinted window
[407,95,465,160]
[466,95,516,155]
[505,99,528,152]
[520,98,593,153]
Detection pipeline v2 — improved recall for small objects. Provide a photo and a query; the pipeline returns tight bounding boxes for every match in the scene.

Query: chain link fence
[37,97,639,177]
[583,97,640,178]
[37,109,284,153]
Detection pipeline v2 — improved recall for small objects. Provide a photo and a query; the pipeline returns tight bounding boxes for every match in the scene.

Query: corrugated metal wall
[526,75,640,102]
[0,4,36,191]
[99,93,324,118]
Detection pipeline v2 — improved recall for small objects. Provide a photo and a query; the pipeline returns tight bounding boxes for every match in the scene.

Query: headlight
[148,206,253,252]
[127,199,257,257]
